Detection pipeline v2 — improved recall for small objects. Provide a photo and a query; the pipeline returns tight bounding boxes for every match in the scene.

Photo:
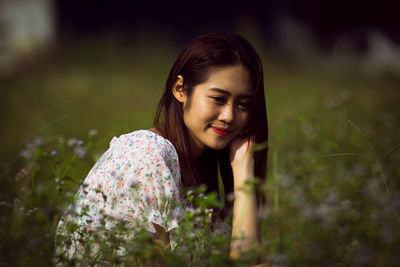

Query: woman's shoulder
[109,129,178,158]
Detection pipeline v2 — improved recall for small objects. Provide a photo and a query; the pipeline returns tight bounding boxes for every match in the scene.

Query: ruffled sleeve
[108,131,184,235]
[132,135,183,233]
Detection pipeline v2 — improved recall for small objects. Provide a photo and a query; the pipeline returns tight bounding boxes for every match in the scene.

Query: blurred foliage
[0,35,399,266]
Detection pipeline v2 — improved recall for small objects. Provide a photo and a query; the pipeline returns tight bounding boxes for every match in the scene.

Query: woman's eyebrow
[208,87,253,98]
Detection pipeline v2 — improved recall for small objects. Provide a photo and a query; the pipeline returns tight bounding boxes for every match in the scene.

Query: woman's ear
[172,75,186,103]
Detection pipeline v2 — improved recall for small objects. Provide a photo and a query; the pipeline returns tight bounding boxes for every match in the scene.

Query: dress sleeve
[111,132,184,235]
[137,145,183,233]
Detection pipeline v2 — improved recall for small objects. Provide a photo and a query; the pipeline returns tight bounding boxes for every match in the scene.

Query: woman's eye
[211,97,225,104]
[238,102,250,110]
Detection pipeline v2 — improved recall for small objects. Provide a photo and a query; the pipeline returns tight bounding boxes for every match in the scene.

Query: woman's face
[175,64,253,158]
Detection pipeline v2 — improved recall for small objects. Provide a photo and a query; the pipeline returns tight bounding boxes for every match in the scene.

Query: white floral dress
[54,130,185,261]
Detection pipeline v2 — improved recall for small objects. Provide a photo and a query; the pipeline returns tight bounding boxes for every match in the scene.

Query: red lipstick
[211,127,230,136]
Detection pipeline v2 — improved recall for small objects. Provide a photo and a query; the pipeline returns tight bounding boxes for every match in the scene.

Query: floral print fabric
[55,130,184,260]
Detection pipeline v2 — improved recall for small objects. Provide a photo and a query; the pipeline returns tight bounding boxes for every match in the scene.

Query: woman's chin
[206,140,230,150]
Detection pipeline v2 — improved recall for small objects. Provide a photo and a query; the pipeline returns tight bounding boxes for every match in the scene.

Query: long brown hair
[154,32,268,202]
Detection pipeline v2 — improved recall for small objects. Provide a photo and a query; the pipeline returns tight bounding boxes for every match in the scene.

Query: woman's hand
[229,137,255,188]
[229,137,254,167]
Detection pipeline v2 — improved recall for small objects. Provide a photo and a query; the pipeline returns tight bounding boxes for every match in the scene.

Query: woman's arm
[152,223,170,247]
[229,138,259,258]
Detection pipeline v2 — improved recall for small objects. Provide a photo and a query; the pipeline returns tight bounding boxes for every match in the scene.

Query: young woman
[54,32,268,263]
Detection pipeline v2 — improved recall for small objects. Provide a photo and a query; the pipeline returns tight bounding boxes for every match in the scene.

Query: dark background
[54,0,400,51]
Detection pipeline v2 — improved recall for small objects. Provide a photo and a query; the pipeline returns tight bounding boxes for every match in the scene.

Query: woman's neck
[188,132,206,161]
[149,127,161,136]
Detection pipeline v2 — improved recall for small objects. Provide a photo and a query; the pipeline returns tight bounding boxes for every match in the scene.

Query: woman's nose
[218,105,234,124]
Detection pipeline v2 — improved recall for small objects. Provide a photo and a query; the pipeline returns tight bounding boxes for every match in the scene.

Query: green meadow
[0,34,399,266]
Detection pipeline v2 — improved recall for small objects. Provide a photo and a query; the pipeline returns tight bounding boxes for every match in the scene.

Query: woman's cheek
[200,100,216,119]
[238,112,250,131]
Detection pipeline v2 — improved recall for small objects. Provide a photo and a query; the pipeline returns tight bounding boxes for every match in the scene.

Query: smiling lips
[211,126,231,136]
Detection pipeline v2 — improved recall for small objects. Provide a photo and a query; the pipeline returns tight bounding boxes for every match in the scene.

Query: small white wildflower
[15,168,29,182]
[89,129,99,136]
[0,201,12,208]
[67,138,79,148]
[186,207,196,214]
[340,199,351,209]
[323,95,343,109]
[73,146,87,158]
[324,191,338,204]
[34,137,44,146]
[171,208,183,219]
[19,149,32,159]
